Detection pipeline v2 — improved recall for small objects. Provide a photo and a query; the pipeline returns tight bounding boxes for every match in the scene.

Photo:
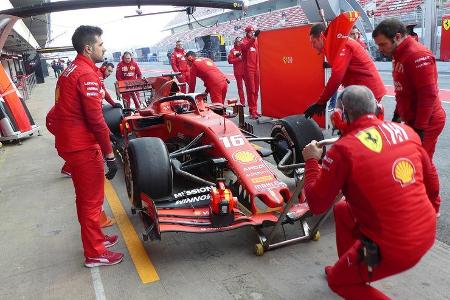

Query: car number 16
[220,135,245,148]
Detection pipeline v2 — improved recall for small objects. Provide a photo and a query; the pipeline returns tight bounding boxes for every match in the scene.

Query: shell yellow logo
[206,61,213,66]
[356,127,382,153]
[233,150,257,163]
[166,120,172,133]
[392,158,416,187]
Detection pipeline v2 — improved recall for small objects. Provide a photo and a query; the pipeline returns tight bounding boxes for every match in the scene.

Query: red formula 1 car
[103,74,331,255]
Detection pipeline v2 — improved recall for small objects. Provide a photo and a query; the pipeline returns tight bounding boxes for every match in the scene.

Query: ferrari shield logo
[355,127,382,153]
[166,120,172,133]
[444,19,450,31]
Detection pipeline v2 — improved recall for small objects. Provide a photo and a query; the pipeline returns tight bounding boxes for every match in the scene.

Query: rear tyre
[102,104,123,136]
[127,137,173,208]
[271,115,324,177]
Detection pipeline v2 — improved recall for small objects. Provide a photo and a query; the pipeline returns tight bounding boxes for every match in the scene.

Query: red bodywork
[118,76,308,235]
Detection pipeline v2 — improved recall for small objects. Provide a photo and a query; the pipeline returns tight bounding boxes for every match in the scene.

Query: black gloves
[105,157,118,180]
[235,52,241,57]
[112,102,123,109]
[391,112,401,123]
[254,30,261,37]
[413,127,424,142]
[323,61,332,68]
[304,103,326,118]
[226,79,230,84]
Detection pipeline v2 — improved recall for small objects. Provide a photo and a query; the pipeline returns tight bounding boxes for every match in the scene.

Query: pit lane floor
[0,67,449,299]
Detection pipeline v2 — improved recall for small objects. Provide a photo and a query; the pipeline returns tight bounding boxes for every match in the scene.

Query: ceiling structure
[1,0,50,55]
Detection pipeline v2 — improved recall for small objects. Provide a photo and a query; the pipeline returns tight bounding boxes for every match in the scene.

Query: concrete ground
[0,65,450,299]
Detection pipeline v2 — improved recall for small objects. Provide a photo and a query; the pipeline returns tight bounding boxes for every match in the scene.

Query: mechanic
[50,25,123,267]
[170,40,190,93]
[406,24,419,42]
[185,51,228,104]
[373,18,445,215]
[349,26,368,51]
[228,37,247,106]
[302,85,437,300]
[99,61,122,108]
[241,25,261,119]
[116,51,142,108]
[304,23,386,118]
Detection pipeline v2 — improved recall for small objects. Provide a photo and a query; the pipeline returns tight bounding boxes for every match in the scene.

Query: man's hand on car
[304,103,326,118]
[302,140,323,161]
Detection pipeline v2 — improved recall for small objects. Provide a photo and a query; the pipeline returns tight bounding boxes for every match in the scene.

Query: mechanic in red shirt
[303,85,437,299]
[241,26,261,119]
[170,40,190,93]
[50,25,123,267]
[116,51,142,109]
[304,23,386,118]
[186,51,228,103]
[99,62,122,108]
[349,26,368,51]
[228,37,246,106]
[373,18,445,214]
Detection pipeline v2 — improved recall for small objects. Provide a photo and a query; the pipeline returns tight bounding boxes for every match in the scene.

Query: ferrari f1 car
[103,74,333,255]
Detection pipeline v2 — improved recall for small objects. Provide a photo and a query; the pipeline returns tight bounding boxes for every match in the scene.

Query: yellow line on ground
[104,180,160,284]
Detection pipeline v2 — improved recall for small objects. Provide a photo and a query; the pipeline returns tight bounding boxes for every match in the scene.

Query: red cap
[245,25,255,32]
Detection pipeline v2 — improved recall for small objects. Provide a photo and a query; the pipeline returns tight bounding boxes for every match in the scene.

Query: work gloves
[304,103,326,118]
[105,157,118,180]
[254,30,261,37]
[413,127,424,142]
[235,52,242,57]
[113,102,123,109]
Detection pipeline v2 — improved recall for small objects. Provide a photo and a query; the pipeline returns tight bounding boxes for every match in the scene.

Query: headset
[330,89,384,135]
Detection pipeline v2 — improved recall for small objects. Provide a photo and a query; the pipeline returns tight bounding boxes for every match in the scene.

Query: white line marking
[91,267,107,300]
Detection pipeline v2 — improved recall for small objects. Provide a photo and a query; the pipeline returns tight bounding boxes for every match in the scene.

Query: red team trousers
[60,149,106,258]
[328,201,418,300]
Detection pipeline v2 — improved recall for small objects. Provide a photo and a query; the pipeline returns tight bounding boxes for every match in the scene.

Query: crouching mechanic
[302,85,437,299]
[186,51,228,103]
[99,62,122,108]
[52,25,123,267]
[304,24,386,118]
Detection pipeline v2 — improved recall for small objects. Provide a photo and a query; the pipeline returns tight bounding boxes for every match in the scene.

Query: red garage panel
[441,15,450,61]
[258,25,325,127]
[0,64,32,132]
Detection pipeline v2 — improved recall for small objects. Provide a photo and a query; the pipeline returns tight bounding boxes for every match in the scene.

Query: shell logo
[233,150,257,164]
[392,158,416,187]
[206,60,214,66]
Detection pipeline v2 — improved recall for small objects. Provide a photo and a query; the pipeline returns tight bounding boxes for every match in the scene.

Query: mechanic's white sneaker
[84,250,124,268]
[103,234,118,248]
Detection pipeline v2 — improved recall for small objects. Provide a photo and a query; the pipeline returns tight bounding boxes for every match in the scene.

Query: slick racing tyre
[102,104,123,136]
[271,115,324,177]
[127,137,173,208]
